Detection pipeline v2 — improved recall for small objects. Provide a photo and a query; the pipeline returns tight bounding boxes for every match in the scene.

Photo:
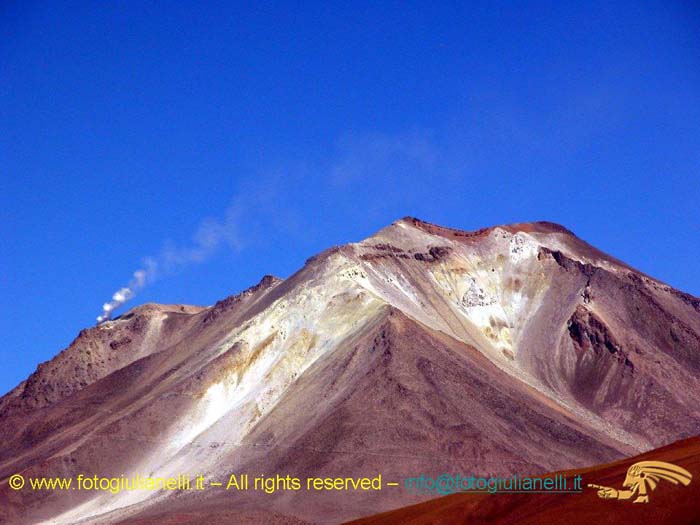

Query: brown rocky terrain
[0,218,698,524]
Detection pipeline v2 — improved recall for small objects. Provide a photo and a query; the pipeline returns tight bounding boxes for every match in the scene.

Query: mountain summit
[2,218,699,524]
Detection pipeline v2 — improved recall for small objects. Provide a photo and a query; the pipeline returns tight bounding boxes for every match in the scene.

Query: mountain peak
[2,219,700,525]
[394,216,576,238]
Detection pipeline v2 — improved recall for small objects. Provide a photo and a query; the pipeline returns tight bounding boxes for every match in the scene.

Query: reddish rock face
[0,218,698,524]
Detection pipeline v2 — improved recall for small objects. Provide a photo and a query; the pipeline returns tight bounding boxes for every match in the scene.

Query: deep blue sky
[2,1,699,395]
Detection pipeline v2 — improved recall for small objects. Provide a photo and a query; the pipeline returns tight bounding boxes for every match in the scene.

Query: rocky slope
[1,218,699,524]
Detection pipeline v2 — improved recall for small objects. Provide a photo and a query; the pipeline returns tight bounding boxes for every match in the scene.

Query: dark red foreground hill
[347,436,700,525]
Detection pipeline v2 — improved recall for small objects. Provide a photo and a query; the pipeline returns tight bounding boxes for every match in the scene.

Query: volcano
[1,218,699,524]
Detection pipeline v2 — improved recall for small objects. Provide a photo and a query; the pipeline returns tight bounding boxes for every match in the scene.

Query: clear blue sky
[2,1,699,395]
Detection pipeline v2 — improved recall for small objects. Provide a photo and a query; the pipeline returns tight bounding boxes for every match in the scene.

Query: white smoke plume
[94,131,435,324]
[96,204,242,323]
[96,269,148,323]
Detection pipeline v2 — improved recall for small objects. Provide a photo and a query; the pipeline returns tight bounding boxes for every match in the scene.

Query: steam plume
[96,270,148,323]
[96,205,241,323]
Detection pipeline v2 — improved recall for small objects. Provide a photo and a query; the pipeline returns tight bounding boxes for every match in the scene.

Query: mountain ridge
[1,217,699,524]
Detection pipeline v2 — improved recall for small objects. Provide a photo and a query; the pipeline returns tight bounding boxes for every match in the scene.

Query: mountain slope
[1,218,699,524]
[111,307,638,524]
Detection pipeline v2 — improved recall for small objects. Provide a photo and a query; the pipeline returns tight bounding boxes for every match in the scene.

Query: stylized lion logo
[588,461,692,504]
